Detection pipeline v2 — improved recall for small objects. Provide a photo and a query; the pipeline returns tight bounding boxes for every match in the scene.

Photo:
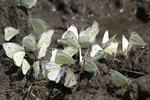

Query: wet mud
[0,0,150,100]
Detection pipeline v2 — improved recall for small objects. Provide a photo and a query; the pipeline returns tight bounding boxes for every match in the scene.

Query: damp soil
[1,0,150,100]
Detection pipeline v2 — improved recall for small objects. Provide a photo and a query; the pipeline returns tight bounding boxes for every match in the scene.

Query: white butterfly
[44,62,66,83]
[64,68,77,88]
[13,51,25,67]
[22,31,54,51]
[18,0,37,8]
[122,35,133,56]
[29,17,49,33]
[3,43,24,59]
[129,31,147,47]
[84,56,99,75]
[50,49,75,65]
[3,43,25,67]
[60,25,82,65]
[110,70,131,87]
[61,24,78,41]
[41,61,49,78]
[64,47,78,56]
[102,30,117,49]
[103,43,118,56]
[4,27,19,41]
[79,21,99,46]
[22,59,30,75]
[37,30,54,49]
[22,31,54,60]
[101,30,118,56]
[90,44,106,61]
[3,43,31,74]
[37,42,47,59]
[90,30,118,60]
[33,60,40,78]
[22,33,37,51]
[60,25,80,49]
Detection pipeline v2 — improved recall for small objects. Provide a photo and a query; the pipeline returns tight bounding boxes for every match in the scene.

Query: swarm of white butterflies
[54,21,147,88]
[3,29,54,76]
[3,17,147,88]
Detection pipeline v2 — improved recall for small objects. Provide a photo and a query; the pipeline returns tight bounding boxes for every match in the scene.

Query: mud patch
[1,0,150,100]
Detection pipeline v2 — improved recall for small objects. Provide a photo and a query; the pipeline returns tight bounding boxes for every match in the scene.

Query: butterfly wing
[79,29,92,45]
[122,35,129,53]
[22,33,37,51]
[66,36,80,48]
[55,50,75,65]
[22,59,30,75]
[102,30,109,44]
[90,44,103,57]
[92,50,106,61]
[129,31,146,47]
[102,34,117,49]
[104,43,118,56]
[124,44,133,56]
[79,48,83,66]
[13,51,25,67]
[18,0,36,8]
[29,17,49,33]
[60,30,79,48]
[55,67,66,83]
[64,47,78,56]
[111,75,129,87]
[50,49,58,63]
[37,42,47,59]
[48,70,60,82]
[45,62,65,83]
[41,61,49,78]
[37,30,54,48]
[89,21,99,43]
[33,60,40,78]
[62,25,78,40]
[84,56,99,75]
[110,70,131,87]
[122,35,133,55]
[64,68,77,88]
[3,43,24,58]
[4,27,19,41]
[79,21,99,46]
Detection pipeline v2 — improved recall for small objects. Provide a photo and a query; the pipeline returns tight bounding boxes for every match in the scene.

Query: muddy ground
[0,0,150,100]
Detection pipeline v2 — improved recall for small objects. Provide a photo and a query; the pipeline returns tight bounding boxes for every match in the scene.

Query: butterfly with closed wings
[29,17,49,34]
[110,70,131,87]
[44,62,66,83]
[79,21,99,46]
[64,68,77,88]
[4,27,19,41]
[122,35,133,56]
